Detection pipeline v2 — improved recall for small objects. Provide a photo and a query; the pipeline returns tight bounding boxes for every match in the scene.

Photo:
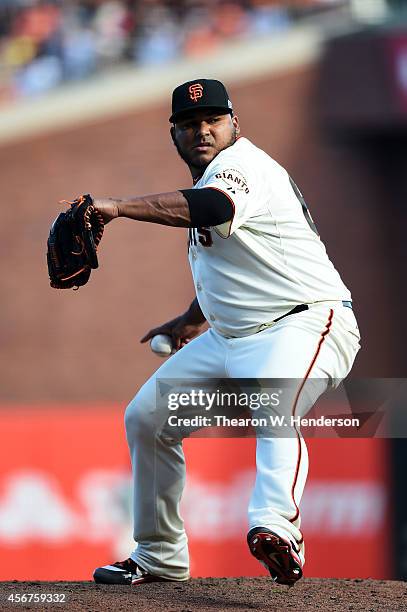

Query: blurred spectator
[15,51,62,97]
[182,4,221,58]
[61,25,97,81]
[213,2,249,38]
[12,1,60,45]
[59,4,96,80]
[133,3,182,65]
[94,1,129,64]
[0,0,371,106]
[249,5,290,36]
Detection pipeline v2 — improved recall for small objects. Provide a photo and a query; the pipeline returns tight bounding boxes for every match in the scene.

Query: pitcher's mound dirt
[1,578,406,611]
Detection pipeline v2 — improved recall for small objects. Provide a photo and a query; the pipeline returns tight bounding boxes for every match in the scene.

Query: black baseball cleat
[247,527,303,586]
[93,558,171,586]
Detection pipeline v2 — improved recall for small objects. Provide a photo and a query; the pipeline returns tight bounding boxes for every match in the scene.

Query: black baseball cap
[170,78,233,123]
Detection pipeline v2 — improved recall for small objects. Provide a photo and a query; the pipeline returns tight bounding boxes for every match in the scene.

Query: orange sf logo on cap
[189,83,203,102]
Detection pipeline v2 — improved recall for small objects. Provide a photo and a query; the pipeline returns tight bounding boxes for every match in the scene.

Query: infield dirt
[1,578,406,611]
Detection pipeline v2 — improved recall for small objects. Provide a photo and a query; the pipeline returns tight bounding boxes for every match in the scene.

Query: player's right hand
[141,314,204,351]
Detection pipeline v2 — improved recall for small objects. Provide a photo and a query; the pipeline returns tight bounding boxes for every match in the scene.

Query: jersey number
[289,177,319,236]
[188,228,213,248]
[198,228,213,247]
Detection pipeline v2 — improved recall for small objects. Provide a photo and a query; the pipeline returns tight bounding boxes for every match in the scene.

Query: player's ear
[232,114,240,137]
[170,125,177,144]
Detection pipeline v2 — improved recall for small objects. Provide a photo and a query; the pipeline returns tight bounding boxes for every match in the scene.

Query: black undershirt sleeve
[180,188,234,228]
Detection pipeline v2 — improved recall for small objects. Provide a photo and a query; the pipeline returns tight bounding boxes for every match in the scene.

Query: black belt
[273,301,352,324]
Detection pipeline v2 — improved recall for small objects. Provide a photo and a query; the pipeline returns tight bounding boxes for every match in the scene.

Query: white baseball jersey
[188,136,352,338]
[122,140,361,584]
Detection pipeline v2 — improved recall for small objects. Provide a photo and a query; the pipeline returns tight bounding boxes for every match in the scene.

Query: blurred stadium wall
[0,1,406,580]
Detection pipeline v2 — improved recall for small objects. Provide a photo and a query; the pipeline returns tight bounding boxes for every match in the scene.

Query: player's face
[171,110,240,175]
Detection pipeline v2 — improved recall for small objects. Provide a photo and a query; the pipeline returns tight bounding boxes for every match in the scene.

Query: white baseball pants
[125,302,360,580]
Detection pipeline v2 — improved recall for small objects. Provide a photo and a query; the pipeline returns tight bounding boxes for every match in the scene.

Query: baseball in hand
[150,334,173,357]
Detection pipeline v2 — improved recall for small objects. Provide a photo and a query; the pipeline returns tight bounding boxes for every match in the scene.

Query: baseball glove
[47,194,104,289]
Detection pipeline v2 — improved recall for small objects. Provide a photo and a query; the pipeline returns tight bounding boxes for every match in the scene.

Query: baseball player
[92,79,361,586]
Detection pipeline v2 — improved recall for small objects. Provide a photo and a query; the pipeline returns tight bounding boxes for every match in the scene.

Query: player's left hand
[92,198,120,224]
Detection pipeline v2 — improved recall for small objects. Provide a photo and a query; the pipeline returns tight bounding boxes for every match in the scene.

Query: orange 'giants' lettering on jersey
[189,83,203,102]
